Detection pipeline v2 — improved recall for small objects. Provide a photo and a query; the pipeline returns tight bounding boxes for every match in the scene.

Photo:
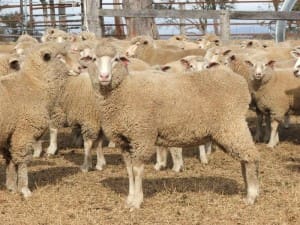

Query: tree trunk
[123,0,159,39]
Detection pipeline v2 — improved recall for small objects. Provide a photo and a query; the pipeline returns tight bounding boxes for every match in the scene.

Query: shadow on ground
[101,176,240,197]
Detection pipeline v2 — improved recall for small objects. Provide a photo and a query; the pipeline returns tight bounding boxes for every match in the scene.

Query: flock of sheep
[0,28,300,211]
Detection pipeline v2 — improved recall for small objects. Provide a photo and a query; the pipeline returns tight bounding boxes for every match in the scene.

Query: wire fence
[0,0,299,41]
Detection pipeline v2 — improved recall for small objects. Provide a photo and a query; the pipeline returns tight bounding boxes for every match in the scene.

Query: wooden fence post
[84,0,103,37]
[220,10,230,42]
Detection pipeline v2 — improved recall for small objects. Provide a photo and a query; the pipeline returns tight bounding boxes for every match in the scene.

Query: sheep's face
[180,57,205,72]
[290,50,300,77]
[204,48,231,66]
[245,60,275,81]
[198,38,220,50]
[89,55,129,86]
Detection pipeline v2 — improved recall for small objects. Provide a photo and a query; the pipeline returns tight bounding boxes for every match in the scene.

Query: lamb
[28,41,110,172]
[85,44,260,210]
[243,53,300,148]
[126,35,206,65]
[0,42,71,197]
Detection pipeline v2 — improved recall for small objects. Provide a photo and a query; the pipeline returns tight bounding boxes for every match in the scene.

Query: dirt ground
[0,121,299,225]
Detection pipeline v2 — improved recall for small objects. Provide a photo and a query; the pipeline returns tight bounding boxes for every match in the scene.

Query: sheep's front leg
[241,161,259,204]
[17,162,32,198]
[95,137,108,171]
[154,146,168,171]
[170,147,183,172]
[32,140,43,158]
[199,145,208,164]
[124,154,144,210]
[6,160,17,192]
[46,127,58,155]
[267,120,279,148]
[80,138,93,172]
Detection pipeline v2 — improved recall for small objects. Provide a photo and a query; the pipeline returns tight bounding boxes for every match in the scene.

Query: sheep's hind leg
[241,161,259,204]
[216,121,259,204]
[6,160,17,193]
[80,138,93,172]
[170,147,183,172]
[199,145,208,164]
[32,140,43,158]
[154,146,168,171]
[17,162,32,198]
[46,127,58,156]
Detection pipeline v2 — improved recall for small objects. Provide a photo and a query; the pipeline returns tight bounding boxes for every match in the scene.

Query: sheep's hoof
[243,196,256,205]
[21,187,32,198]
[46,146,57,156]
[172,165,184,173]
[6,184,17,193]
[200,158,208,164]
[266,143,275,148]
[95,164,104,171]
[80,164,91,173]
[154,163,166,171]
[126,194,143,210]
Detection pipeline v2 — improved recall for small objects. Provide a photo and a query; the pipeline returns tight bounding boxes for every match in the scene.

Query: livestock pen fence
[0,0,300,41]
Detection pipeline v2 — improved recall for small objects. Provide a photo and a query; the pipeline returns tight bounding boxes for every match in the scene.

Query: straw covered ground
[0,120,299,225]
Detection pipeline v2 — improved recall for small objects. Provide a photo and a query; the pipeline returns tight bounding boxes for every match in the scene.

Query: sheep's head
[204,47,231,66]
[180,56,206,72]
[81,44,129,93]
[197,34,220,50]
[126,36,153,57]
[244,57,275,81]
[290,49,300,77]
[41,28,70,43]
[22,42,69,81]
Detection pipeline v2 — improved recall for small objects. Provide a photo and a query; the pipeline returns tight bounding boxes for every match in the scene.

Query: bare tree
[123,0,159,39]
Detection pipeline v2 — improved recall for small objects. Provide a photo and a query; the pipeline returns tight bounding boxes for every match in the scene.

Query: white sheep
[0,42,71,197]
[85,44,260,210]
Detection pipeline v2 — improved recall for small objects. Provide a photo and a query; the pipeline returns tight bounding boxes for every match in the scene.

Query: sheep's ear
[206,62,219,69]
[228,55,236,61]
[9,58,20,71]
[80,48,96,64]
[245,60,254,67]
[118,56,130,66]
[265,60,275,69]
[42,51,52,61]
[161,65,171,72]
[247,41,253,47]
[223,49,231,56]
[180,59,191,69]
[290,50,300,59]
